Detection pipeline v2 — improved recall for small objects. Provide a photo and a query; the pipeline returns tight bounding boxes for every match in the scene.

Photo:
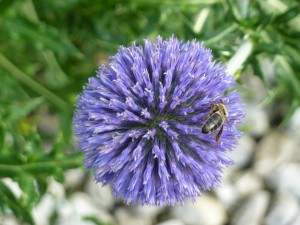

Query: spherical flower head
[73,36,244,206]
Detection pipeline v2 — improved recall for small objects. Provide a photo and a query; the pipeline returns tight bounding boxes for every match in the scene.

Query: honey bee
[201,101,229,143]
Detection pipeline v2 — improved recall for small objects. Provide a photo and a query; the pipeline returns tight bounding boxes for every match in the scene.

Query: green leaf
[275,55,300,99]
[236,0,249,19]
[5,97,45,123]
[17,174,39,209]
[0,153,22,166]
[0,0,19,14]
[279,99,299,127]
[59,109,74,146]
[3,17,82,57]
[0,181,35,225]
[0,53,70,110]
[50,132,65,158]
[0,153,83,177]
[53,167,65,183]
[36,175,48,197]
[274,5,300,24]
[42,50,69,88]
[0,122,5,152]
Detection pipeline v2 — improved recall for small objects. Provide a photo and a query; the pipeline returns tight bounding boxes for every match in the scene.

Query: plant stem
[0,53,70,110]
[0,156,83,177]
[204,24,237,46]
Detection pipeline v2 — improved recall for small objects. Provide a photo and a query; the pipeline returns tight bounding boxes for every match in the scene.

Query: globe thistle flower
[73,36,244,206]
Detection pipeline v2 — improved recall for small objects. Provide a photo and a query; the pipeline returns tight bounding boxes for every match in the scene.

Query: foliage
[0,0,299,224]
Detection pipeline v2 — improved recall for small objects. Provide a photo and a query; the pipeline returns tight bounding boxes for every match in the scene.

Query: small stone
[227,135,255,169]
[0,216,21,225]
[171,194,227,225]
[231,191,270,225]
[245,105,269,137]
[35,180,68,225]
[32,194,56,225]
[1,178,22,199]
[55,199,86,225]
[264,192,299,225]
[33,179,66,225]
[85,175,114,209]
[134,205,163,221]
[156,219,185,225]
[64,168,85,189]
[260,58,276,86]
[55,192,115,225]
[290,213,300,225]
[215,171,264,213]
[254,131,298,178]
[115,208,152,225]
[234,171,263,196]
[70,192,115,224]
[214,182,238,212]
[37,111,59,138]
[70,192,103,215]
[241,73,268,103]
[48,178,65,199]
[267,163,300,199]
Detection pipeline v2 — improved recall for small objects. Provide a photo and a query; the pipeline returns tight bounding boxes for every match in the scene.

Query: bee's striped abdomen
[202,113,222,134]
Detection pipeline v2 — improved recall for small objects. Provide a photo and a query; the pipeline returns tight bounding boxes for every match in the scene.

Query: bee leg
[225,117,230,127]
[215,125,224,143]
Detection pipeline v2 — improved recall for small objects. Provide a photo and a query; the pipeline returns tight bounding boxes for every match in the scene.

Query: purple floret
[73,36,244,206]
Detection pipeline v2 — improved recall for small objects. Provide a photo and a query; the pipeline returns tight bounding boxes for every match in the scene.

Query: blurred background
[0,0,300,224]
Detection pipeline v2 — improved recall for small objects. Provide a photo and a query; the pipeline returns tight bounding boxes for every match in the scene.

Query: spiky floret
[73,36,244,206]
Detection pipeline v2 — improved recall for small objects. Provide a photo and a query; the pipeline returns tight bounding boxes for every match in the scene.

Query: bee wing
[203,102,218,121]
[215,125,224,143]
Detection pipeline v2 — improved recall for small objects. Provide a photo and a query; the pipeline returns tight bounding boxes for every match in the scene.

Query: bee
[201,101,229,143]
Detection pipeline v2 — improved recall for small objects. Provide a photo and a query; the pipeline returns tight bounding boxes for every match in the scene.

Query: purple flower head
[73,36,244,206]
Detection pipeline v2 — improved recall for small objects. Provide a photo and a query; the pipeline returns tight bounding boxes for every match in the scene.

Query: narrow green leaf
[59,108,74,146]
[0,53,70,110]
[0,154,83,177]
[53,168,65,183]
[3,17,82,57]
[36,175,48,197]
[236,0,249,19]
[42,50,69,88]
[253,55,272,90]
[225,0,243,22]
[258,86,283,108]
[0,0,19,14]
[50,132,65,158]
[6,97,45,123]
[17,174,38,209]
[275,55,300,99]
[279,99,299,127]
[274,5,300,23]
[0,181,35,225]
[203,24,237,46]
[0,122,5,152]
[0,153,22,165]
[227,38,253,75]
[193,8,210,34]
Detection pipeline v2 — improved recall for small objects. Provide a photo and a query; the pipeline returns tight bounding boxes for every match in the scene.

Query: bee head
[217,103,228,117]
